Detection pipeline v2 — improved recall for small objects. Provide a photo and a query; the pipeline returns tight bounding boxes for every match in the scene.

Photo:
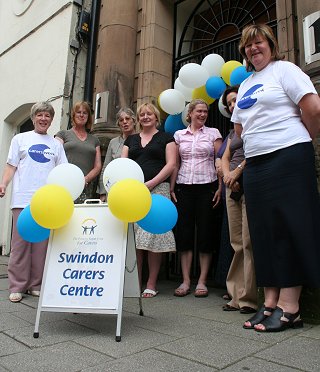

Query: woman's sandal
[243,305,274,329]
[174,284,191,297]
[254,306,303,333]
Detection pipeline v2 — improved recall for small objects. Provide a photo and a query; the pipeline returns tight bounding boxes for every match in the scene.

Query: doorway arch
[174,0,277,137]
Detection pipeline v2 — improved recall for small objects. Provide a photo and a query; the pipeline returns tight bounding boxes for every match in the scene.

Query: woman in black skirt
[231,24,320,332]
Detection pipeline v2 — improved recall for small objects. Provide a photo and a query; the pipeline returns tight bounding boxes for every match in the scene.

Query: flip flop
[194,284,208,298]
[174,284,191,297]
[141,289,158,298]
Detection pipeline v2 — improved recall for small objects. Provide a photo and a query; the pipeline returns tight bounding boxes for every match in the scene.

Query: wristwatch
[237,164,243,170]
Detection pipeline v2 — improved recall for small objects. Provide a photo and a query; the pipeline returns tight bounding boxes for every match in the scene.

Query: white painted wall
[0,0,86,253]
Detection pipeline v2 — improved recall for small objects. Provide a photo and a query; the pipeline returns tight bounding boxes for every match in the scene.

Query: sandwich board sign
[33,202,141,342]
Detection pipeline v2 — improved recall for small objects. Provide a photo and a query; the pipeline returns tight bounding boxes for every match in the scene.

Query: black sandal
[243,305,274,329]
[254,306,303,333]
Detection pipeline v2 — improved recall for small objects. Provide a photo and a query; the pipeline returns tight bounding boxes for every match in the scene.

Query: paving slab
[0,332,29,357]
[81,349,216,372]
[0,312,33,331]
[74,321,178,358]
[0,341,113,372]
[156,331,269,369]
[222,356,301,371]
[4,319,98,348]
[255,336,320,371]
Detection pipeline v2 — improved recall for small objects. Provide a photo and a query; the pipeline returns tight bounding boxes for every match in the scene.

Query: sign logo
[237,84,263,109]
[81,218,97,235]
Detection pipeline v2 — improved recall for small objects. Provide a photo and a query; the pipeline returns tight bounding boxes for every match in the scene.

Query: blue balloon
[164,114,185,134]
[17,205,50,243]
[205,76,226,99]
[230,66,253,86]
[137,194,178,234]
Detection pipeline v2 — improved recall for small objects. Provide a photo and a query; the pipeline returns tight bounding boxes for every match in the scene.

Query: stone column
[93,0,139,154]
[136,0,174,106]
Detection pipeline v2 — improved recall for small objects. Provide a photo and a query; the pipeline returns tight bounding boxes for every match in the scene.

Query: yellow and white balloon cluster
[159,54,252,130]
[103,158,178,234]
[17,164,85,243]
[103,158,151,223]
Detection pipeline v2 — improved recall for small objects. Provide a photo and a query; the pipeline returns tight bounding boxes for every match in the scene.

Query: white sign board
[303,11,320,64]
[34,203,141,341]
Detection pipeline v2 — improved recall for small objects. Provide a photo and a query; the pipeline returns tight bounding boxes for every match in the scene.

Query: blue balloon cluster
[205,76,226,99]
[17,205,50,243]
[230,66,253,86]
[164,114,185,134]
[137,194,178,234]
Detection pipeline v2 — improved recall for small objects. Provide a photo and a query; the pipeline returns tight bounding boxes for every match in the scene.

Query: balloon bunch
[159,54,252,132]
[17,164,85,243]
[103,158,178,234]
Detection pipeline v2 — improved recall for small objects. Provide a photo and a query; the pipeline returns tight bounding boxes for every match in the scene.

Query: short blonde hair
[239,24,283,72]
[136,103,161,131]
[186,99,208,123]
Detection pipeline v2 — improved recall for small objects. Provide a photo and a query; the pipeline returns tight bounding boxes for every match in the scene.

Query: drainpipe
[84,0,101,105]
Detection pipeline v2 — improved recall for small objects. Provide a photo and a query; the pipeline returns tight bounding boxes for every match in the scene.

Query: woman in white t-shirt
[231,24,320,332]
[0,102,67,303]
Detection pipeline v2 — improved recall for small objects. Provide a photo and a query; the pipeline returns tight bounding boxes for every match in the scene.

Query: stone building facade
[92,0,320,187]
[0,0,319,253]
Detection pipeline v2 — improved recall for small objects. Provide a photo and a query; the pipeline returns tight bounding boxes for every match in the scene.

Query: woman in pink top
[171,99,222,297]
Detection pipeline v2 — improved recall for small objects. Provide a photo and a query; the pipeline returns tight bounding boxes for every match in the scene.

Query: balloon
[205,76,226,99]
[192,85,215,105]
[218,95,231,118]
[47,163,85,201]
[137,194,178,234]
[103,158,144,193]
[164,114,185,134]
[174,77,193,102]
[181,103,190,126]
[221,60,242,85]
[230,65,253,85]
[158,89,185,115]
[201,54,225,77]
[178,63,209,88]
[30,185,74,229]
[107,179,151,222]
[17,205,50,243]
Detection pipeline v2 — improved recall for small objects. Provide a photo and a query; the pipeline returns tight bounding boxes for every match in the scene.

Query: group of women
[1,24,319,335]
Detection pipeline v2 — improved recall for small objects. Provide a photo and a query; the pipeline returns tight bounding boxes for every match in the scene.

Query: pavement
[0,255,320,372]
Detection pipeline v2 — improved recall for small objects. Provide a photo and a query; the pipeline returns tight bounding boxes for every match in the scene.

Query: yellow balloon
[108,179,152,222]
[221,60,242,85]
[30,184,74,229]
[192,85,215,105]
[157,92,163,110]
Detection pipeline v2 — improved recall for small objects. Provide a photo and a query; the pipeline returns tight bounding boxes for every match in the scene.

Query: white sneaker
[9,292,23,302]
[28,290,40,297]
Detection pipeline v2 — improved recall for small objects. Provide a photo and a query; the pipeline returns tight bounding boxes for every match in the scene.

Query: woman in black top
[122,103,176,298]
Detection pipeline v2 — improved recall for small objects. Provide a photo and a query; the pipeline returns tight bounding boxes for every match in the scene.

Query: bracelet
[237,164,243,170]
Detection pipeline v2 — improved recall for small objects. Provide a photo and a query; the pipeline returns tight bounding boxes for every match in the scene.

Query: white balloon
[159,89,185,115]
[181,103,190,126]
[218,95,231,118]
[178,63,209,88]
[47,163,85,201]
[201,54,225,77]
[103,158,144,193]
[174,78,193,102]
